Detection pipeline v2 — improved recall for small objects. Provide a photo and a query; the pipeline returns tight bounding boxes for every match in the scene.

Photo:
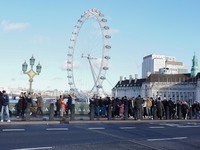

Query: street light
[22,55,42,94]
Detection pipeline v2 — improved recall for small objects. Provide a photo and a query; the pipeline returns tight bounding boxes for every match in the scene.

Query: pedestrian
[142,99,147,118]
[16,94,23,119]
[112,97,119,117]
[26,92,33,106]
[134,95,143,120]
[1,90,11,122]
[55,99,60,117]
[118,99,124,118]
[36,93,43,115]
[156,97,165,120]
[0,91,3,119]
[59,95,65,118]
[98,97,105,116]
[181,101,189,120]
[94,95,100,117]
[66,94,72,117]
[146,97,152,119]
[167,98,174,119]
[128,97,134,118]
[20,92,27,118]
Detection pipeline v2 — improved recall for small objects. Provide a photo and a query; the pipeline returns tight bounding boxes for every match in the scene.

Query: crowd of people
[0,90,44,122]
[53,94,76,118]
[15,92,44,118]
[0,91,77,122]
[90,95,200,120]
[1,90,200,121]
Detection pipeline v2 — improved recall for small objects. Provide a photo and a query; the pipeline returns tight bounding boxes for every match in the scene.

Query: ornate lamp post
[22,55,42,94]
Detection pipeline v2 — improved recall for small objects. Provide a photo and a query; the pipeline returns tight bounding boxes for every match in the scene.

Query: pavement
[1,115,200,125]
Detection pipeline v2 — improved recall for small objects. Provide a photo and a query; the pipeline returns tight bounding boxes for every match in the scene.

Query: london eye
[67,8,111,100]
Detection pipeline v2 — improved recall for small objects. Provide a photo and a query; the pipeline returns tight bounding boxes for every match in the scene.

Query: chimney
[129,75,132,84]
[120,76,123,84]
[135,74,138,83]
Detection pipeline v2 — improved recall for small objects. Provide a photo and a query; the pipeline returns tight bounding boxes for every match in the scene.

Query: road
[0,121,200,150]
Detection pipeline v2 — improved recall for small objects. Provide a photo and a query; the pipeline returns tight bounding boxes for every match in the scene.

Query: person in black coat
[66,95,72,116]
[0,91,3,113]
[181,101,189,120]
[156,97,165,120]
[1,90,11,122]
[167,98,175,119]
[134,95,143,120]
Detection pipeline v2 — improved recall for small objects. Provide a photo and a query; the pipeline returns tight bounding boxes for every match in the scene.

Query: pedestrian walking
[1,90,11,122]
[36,93,43,115]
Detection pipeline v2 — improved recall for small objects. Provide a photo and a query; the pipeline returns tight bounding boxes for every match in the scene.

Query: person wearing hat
[1,90,11,122]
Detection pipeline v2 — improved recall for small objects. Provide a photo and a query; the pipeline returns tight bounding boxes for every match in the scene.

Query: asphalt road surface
[0,121,200,150]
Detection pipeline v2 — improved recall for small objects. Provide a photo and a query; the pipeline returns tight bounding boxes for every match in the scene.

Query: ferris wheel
[67,8,111,99]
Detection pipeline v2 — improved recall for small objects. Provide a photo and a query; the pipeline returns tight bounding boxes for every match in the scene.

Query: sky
[0,0,200,93]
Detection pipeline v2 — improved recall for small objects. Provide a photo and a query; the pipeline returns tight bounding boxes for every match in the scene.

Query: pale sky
[0,0,199,92]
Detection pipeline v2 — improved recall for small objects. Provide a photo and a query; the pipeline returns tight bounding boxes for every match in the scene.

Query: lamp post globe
[22,61,28,73]
[22,56,42,94]
[36,62,42,74]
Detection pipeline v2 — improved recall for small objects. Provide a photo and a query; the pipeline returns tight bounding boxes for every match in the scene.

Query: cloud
[31,35,47,43]
[1,20,28,31]
[61,60,81,71]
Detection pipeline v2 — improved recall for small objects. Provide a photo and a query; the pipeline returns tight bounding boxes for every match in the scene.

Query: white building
[113,54,199,103]
[112,75,145,98]
[112,73,200,103]
[142,54,188,78]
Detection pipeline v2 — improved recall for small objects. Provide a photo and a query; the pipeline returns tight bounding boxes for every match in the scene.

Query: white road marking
[12,147,53,150]
[147,137,187,141]
[149,126,165,129]
[2,129,25,132]
[46,128,68,131]
[159,123,179,127]
[120,127,136,129]
[177,125,200,128]
[88,127,105,130]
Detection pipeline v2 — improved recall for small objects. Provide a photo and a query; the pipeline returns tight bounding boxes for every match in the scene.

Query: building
[112,73,200,103]
[112,54,200,103]
[142,54,188,78]
[112,75,145,98]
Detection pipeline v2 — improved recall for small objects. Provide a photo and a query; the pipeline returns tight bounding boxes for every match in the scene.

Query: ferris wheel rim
[67,8,111,97]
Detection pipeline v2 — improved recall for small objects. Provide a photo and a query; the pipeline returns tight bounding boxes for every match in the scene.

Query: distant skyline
[0,0,199,92]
